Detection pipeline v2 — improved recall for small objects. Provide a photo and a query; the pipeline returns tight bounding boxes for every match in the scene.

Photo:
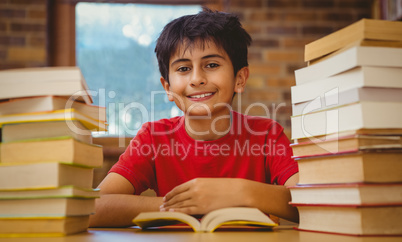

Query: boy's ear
[234,66,249,94]
[160,77,174,102]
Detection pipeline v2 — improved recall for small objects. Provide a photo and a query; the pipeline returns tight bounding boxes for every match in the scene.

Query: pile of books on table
[0,67,107,237]
[289,19,402,236]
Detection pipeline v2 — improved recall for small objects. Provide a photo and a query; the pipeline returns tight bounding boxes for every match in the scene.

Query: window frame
[48,0,224,67]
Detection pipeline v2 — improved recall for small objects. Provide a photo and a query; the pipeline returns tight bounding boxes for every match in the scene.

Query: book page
[200,207,277,232]
[133,211,201,231]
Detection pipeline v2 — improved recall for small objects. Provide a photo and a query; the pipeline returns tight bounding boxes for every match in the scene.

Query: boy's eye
[206,63,219,68]
[177,66,190,72]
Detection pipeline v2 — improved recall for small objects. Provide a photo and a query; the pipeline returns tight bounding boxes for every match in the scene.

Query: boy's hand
[160,178,250,215]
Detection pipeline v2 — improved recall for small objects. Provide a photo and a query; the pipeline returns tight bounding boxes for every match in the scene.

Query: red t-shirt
[109,111,298,196]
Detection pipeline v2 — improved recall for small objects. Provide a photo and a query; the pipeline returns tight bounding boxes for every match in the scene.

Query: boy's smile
[187,91,215,102]
[161,40,248,118]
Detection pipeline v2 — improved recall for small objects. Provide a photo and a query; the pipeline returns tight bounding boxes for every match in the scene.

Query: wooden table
[1,226,401,242]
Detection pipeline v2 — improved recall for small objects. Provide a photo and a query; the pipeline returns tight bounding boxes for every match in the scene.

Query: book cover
[294,128,402,144]
[0,216,89,237]
[295,150,402,185]
[0,96,106,122]
[0,162,94,190]
[294,46,402,84]
[289,183,402,205]
[308,39,402,65]
[304,18,402,62]
[1,136,103,168]
[293,204,402,236]
[292,86,402,116]
[0,197,96,217]
[0,108,107,131]
[290,134,402,157]
[291,102,402,140]
[292,66,402,104]
[1,121,93,144]
[293,65,402,101]
[0,186,99,199]
[0,67,93,104]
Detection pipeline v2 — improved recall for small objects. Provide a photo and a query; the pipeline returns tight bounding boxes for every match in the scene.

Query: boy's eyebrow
[202,54,225,60]
[170,54,226,67]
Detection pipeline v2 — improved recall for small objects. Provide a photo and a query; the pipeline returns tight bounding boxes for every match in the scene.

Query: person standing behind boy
[89,8,299,228]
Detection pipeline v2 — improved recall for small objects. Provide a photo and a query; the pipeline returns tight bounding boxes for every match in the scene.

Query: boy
[89,8,299,228]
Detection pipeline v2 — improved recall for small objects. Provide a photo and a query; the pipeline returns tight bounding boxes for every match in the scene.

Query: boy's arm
[89,173,163,228]
[161,174,299,223]
[247,173,299,222]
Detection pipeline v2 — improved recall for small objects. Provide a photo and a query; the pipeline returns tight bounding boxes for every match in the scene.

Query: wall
[0,0,48,69]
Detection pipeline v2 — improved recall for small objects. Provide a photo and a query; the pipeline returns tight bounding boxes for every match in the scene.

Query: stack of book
[0,67,107,237]
[289,19,402,236]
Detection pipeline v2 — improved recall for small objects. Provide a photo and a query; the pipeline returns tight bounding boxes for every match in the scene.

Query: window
[76,3,202,137]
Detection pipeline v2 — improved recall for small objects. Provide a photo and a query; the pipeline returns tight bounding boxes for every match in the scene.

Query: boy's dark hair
[155,8,252,83]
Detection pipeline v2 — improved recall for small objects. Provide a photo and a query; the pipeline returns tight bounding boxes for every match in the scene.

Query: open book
[132,207,277,232]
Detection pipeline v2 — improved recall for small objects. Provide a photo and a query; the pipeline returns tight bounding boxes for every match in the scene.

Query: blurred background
[0,0,401,186]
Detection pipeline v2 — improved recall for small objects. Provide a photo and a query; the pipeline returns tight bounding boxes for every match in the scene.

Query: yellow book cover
[0,216,89,237]
[0,108,107,131]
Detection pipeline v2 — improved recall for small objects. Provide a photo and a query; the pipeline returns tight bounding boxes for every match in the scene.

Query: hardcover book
[290,134,401,157]
[291,102,402,140]
[293,204,402,236]
[295,150,402,185]
[289,183,402,205]
[1,121,92,144]
[0,96,105,121]
[1,137,103,168]
[0,186,99,199]
[292,66,402,104]
[292,86,402,116]
[0,67,93,104]
[0,162,94,190]
[0,216,90,237]
[304,18,402,62]
[0,108,107,132]
[0,197,96,217]
[295,46,402,84]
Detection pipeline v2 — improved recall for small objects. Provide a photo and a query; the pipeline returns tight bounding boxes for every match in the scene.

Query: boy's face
[161,39,248,118]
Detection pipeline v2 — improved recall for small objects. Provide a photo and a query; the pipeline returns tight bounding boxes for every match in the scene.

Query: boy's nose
[190,69,207,87]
